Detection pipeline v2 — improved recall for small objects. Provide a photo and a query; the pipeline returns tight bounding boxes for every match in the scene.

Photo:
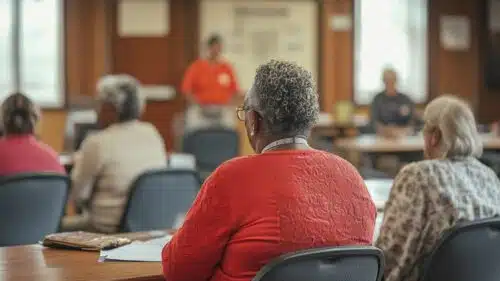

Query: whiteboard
[200,0,318,91]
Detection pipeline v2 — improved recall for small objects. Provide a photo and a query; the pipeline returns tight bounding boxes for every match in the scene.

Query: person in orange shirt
[181,34,240,132]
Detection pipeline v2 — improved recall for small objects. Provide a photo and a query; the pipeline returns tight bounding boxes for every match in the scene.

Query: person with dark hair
[64,74,167,233]
[181,33,241,133]
[162,60,375,281]
[0,93,64,176]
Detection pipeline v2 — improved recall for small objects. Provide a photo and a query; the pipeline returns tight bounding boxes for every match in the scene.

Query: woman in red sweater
[0,93,64,176]
[162,60,376,281]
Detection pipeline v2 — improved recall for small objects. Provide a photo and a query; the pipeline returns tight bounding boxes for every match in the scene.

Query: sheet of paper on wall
[140,85,176,101]
[330,15,352,31]
[118,0,169,37]
[440,15,470,51]
[99,235,173,262]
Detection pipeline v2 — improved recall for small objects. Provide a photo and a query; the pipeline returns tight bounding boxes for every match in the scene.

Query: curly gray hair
[97,74,144,122]
[247,60,319,136]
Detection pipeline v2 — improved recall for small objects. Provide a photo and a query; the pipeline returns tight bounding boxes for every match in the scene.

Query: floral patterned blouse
[375,157,500,281]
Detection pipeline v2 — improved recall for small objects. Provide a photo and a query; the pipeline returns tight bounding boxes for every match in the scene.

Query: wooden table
[336,133,500,153]
[335,134,500,167]
[0,245,163,281]
[58,153,197,170]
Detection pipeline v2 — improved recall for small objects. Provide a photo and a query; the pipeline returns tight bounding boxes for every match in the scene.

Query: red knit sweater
[162,149,376,281]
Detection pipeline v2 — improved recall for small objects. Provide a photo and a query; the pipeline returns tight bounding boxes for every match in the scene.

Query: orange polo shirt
[181,58,239,105]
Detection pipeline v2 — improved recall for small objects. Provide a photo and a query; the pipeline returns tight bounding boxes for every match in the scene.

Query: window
[0,0,13,93]
[354,0,428,105]
[0,0,63,107]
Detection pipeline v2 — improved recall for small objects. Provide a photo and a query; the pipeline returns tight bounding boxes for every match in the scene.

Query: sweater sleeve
[162,172,236,281]
[375,164,427,281]
[70,135,103,205]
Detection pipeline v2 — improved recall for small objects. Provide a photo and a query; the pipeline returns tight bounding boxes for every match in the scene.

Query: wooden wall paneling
[429,0,481,109]
[40,0,110,152]
[320,0,335,113]
[111,0,198,151]
[478,0,500,123]
[66,0,110,106]
[320,0,354,114]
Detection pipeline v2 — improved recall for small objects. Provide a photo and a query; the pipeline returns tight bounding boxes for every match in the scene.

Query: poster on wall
[440,15,470,51]
[118,0,170,37]
[200,0,318,91]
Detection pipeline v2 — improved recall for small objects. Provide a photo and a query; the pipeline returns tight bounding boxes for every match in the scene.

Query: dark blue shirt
[371,92,415,127]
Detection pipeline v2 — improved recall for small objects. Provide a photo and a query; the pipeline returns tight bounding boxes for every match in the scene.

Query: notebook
[42,230,169,251]
[42,232,132,251]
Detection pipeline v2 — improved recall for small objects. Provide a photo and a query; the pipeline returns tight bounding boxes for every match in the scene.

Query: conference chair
[182,128,239,180]
[0,173,69,246]
[74,122,100,151]
[119,169,201,232]
[253,246,384,281]
[420,217,500,281]
[479,153,500,178]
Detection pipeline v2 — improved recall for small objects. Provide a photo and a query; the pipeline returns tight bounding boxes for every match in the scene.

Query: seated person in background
[376,96,500,281]
[0,93,64,176]
[162,60,376,281]
[181,34,240,133]
[65,75,167,233]
[371,67,416,138]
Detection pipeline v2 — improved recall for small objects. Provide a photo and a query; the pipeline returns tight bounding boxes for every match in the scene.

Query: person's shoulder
[37,141,59,157]
[191,58,206,66]
[397,92,414,103]
[372,92,385,103]
[135,121,159,132]
[186,58,207,71]
[211,155,258,176]
[201,155,255,195]
[319,150,355,167]
[394,160,437,190]
[470,158,500,182]
[399,160,433,176]
[218,58,235,68]
[79,130,105,151]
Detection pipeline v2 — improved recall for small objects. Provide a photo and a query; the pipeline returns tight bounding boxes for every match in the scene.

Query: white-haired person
[162,60,376,281]
[63,74,167,233]
[376,95,500,281]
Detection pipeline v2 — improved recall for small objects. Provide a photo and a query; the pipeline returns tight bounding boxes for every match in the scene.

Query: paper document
[99,235,172,262]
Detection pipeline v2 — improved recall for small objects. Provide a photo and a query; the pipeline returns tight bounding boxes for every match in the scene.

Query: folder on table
[42,231,132,251]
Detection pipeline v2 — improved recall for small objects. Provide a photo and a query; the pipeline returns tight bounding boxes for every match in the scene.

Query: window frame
[352,0,430,106]
[6,0,65,109]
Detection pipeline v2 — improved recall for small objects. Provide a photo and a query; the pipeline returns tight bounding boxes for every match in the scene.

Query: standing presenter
[181,34,241,132]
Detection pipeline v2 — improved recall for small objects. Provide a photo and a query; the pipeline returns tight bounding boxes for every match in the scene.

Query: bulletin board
[200,0,318,91]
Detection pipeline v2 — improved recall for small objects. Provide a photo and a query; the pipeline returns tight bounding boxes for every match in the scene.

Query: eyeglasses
[236,106,248,121]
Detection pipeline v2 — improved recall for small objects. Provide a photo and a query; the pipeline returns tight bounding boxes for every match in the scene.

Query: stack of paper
[99,235,173,262]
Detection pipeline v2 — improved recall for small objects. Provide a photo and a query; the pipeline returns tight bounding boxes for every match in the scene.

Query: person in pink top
[0,93,64,176]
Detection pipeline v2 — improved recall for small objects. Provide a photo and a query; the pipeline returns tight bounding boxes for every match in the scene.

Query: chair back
[119,169,201,232]
[420,217,500,281]
[74,122,100,151]
[182,128,239,176]
[0,173,69,246]
[253,246,384,281]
